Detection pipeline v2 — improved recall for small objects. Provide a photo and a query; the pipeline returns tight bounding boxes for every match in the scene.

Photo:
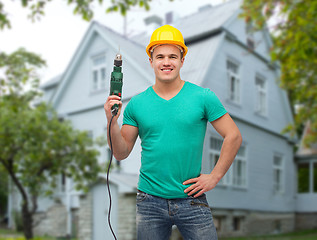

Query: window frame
[255,74,267,116]
[297,160,317,194]
[209,136,247,189]
[273,153,284,194]
[91,53,107,92]
[226,59,241,104]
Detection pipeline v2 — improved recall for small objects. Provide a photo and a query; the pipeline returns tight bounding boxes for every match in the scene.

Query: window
[233,217,244,231]
[298,163,309,193]
[247,38,255,50]
[246,21,255,50]
[57,173,66,193]
[61,172,66,192]
[226,60,240,103]
[213,216,225,232]
[91,54,106,91]
[273,155,283,194]
[209,137,246,188]
[210,138,228,185]
[210,138,224,184]
[255,76,267,115]
[297,162,317,193]
[232,146,247,187]
[274,220,282,234]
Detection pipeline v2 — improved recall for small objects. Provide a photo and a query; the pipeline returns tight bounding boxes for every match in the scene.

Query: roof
[41,0,242,99]
[48,21,155,107]
[181,33,224,86]
[296,121,317,157]
[95,21,154,85]
[40,74,62,90]
[175,0,242,40]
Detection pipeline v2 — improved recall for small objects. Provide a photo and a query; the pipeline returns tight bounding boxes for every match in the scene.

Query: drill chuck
[114,54,122,67]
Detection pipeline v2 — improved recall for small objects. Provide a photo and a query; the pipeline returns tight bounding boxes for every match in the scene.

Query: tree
[0,0,153,29]
[0,166,8,218]
[241,0,317,145]
[0,48,102,239]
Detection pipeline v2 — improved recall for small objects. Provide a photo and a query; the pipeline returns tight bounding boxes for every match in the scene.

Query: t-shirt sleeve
[123,98,138,127]
[204,88,227,122]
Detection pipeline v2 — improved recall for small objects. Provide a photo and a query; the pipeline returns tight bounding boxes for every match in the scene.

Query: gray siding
[203,119,295,212]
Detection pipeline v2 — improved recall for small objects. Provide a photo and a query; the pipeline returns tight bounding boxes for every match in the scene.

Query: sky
[0,0,225,84]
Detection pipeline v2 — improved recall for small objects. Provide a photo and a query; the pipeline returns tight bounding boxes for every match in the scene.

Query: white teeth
[162,69,172,71]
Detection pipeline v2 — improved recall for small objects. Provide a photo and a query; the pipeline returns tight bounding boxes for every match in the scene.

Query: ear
[180,57,185,67]
[149,57,153,68]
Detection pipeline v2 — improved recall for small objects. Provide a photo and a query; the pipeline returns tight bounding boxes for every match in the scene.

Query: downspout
[66,178,72,237]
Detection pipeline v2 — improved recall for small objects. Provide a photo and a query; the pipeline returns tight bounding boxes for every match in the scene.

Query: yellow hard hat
[146,25,188,58]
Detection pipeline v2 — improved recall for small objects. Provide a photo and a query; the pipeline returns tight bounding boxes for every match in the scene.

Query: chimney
[144,15,163,34]
[165,11,180,25]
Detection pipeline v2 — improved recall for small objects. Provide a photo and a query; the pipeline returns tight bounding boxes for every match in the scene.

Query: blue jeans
[136,190,218,240]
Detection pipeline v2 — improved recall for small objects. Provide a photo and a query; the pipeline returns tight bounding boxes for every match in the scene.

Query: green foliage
[241,0,317,145]
[0,48,103,238]
[0,48,102,195]
[0,98,101,195]
[0,47,46,99]
[0,0,156,29]
[0,167,8,216]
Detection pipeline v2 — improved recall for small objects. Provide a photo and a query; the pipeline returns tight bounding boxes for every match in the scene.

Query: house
[294,121,317,230]
[8,0,316,239]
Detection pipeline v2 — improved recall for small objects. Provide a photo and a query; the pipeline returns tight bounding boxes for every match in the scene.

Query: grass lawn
[0,228,23,237]
[220,229,317,240]
[0,229,75,240]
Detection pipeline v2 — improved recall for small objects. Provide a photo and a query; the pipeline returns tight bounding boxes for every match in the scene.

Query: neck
[152,79,185,101]
[153,78,184,95]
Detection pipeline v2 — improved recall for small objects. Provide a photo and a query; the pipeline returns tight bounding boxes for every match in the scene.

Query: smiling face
[149,44,184,84]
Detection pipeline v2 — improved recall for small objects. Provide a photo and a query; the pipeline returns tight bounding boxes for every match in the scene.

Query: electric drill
[110,53,123,116]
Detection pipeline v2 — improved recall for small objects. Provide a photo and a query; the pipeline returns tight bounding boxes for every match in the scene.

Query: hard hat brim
[146,40,188,58]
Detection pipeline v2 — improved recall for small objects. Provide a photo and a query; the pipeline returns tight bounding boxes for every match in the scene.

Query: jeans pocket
[190,194,210,209]
[136,191,148,203]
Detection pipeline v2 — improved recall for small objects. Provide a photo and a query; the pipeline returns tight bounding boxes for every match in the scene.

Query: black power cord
[107,114,118,240]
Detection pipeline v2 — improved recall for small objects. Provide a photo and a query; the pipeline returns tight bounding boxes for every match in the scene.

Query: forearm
[107,121,129,160]
[211,131,242,182]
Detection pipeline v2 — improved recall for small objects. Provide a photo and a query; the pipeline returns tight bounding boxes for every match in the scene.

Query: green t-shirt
[123,81,227,199]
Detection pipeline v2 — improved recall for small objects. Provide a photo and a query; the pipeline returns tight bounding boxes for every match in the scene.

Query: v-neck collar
[150,81,187,103]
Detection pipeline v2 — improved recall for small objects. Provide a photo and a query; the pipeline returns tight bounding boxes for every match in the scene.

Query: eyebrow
[155,54,179,58]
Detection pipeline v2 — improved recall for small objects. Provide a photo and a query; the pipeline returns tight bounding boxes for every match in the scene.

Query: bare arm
[183,113,242,197]
[104,95,138,160]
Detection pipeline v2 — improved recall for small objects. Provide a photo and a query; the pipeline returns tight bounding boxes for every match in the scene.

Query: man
[104,25,242,240]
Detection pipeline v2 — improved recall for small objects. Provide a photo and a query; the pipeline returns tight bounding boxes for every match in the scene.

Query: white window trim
[232,154,247,188]
[226,59,241,104]
[209,136,247,189]
[91,53,107,92]
[297,160,317,194]
[255,75,267,116]
[273,154,284,195]
[210,151,231,186]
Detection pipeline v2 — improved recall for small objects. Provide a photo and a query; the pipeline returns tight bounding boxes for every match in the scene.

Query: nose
[162,57,171,66]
